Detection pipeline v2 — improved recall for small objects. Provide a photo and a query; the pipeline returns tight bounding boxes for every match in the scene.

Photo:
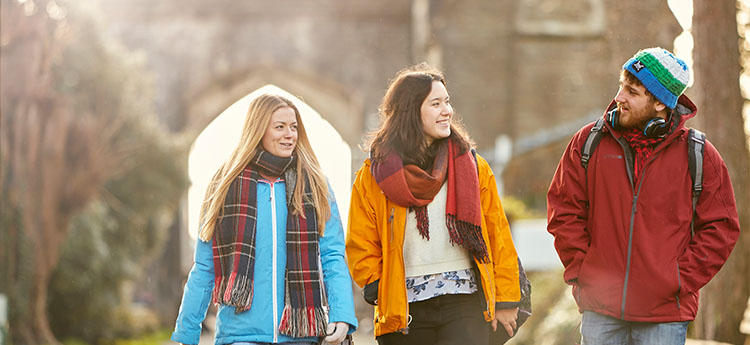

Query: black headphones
[606,108,670,138]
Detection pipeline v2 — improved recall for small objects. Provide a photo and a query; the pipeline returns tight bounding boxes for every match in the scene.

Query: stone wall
[94,0,683,325]
[94,0,685,238]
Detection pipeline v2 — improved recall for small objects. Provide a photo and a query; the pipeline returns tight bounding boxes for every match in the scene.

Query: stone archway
[178,68,363,274]
[184,65,364,149]
[186,85,353,241]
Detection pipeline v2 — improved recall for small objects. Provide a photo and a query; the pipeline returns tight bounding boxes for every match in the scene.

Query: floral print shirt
[405,268,478,303]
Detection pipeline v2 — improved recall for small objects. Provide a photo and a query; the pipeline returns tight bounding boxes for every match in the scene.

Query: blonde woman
[172,94,357,345]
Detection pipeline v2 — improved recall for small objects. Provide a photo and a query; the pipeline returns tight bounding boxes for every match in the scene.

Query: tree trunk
[32,269,59,345]
[1,1,116,344]
[691,1,750,344]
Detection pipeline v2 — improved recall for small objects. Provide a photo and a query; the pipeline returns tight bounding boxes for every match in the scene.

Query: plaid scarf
[212,150,327,338]
[372,139,489,263]
[621,128,664,182]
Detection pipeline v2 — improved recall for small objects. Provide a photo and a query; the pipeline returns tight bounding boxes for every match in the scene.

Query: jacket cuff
[171,331,199,345]
[495,301,521,310]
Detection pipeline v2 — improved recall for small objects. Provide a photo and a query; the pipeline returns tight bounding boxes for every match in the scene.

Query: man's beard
[617,104,658,130]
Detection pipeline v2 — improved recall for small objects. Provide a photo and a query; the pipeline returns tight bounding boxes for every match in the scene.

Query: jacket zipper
[612,132,682,319]
[480,262,495,316]
[270,181,279,343]
[389,208,395,243]
[391,207,410,335]
[614,135,637,320]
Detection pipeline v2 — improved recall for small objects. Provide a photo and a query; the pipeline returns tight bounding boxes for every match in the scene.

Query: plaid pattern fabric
[278,167,327,338]
[372,139,489,263]
[250,149,296,177]
[212,165,260,313]
[211,150,327,338]
[621,127,666,183]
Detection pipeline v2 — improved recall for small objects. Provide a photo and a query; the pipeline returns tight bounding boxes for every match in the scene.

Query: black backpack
[580,118,706,234]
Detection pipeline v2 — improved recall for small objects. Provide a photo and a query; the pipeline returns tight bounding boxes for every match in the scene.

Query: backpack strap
[687,128,705,237]
[471,147,478,172]
[581,118,606,169]
[578,120,705,237]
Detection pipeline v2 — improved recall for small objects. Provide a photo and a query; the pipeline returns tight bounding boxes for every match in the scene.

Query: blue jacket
[171,178,358,345]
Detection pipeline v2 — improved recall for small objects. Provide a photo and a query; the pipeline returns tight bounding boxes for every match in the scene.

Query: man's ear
[653,100,667,113]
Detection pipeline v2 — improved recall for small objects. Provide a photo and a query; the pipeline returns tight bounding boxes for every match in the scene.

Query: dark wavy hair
[368,63,474,168]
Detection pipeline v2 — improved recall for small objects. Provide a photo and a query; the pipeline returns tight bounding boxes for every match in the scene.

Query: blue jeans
[581,311,689,345]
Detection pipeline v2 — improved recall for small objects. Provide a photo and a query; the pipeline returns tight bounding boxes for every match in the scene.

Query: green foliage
[36,2,189,344]
[510,270,582,345]
[0,190,34,342]
[501,195,545,224]
[111,329,172,345]
[60,329,172,345]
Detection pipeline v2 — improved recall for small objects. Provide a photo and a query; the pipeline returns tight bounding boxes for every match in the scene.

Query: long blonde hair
[198,94,330,241]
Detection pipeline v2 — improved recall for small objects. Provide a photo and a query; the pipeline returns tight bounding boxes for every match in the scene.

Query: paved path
[193,328,377,345]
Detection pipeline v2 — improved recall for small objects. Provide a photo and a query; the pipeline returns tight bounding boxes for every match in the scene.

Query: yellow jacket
[346,153,521,336]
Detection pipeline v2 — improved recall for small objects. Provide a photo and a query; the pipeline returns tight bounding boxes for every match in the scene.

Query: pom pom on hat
[622,47,690,109]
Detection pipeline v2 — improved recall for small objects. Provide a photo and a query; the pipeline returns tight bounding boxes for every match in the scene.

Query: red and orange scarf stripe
[372,139,489,263]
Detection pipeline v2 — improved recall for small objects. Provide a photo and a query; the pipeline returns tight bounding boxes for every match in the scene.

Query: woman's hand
[323,322,348,344]
[491,307,519,337]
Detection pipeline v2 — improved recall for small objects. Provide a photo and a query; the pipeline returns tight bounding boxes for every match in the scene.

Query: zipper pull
[389,208,395,242]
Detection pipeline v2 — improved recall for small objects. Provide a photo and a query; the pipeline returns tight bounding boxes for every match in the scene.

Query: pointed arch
[187,85,352,239]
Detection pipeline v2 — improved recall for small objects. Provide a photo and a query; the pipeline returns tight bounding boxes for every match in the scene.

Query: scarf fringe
[447,215,490,263]
[413,206,430,240]
[278,306,328,338]
[213,273,254,313]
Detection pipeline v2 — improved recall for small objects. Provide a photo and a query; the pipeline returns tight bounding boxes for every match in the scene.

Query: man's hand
[323,322,348,344]
[491,307,519,337]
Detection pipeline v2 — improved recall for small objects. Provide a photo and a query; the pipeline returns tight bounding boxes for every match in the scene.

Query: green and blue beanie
[623,47,690,109]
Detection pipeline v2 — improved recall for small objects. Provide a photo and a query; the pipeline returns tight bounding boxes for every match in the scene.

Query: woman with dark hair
[171,94,357,345]
[346,63,521,345]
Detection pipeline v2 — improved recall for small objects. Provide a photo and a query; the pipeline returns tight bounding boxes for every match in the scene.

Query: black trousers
[376,292,490,345]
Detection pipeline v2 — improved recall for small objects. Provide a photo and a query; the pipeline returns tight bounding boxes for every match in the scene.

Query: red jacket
[547,95,740,322]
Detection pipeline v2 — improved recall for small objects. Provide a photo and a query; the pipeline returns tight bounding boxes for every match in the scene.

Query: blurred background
[1,0,749,344]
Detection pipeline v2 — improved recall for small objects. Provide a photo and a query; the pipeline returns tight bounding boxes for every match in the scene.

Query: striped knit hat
[623,47,690,109]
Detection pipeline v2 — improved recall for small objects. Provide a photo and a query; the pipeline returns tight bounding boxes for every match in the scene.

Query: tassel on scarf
[214,273,255,313]
[413,206,430,240]
[447,215,489,263]
[278,306,328,338]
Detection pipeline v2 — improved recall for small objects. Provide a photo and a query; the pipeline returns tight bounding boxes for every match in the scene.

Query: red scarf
[371,139,489,262]
[621,128,664,182]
